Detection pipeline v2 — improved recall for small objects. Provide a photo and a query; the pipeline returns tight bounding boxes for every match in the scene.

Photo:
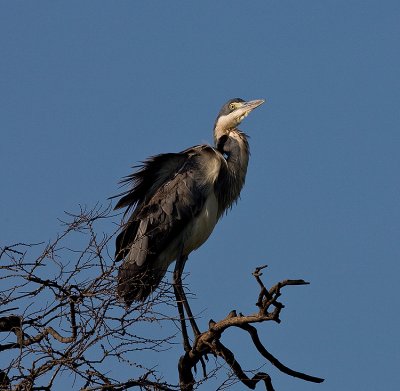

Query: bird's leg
[176,296,191,353]
[173,254,201,350]
[173,254,191,352]
[180,286,201,337]
[175,255,201,337]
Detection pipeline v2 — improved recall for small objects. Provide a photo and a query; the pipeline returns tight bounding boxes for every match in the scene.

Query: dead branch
[178,266,324,390]
[1,206,324,390]
[0,205,179,391]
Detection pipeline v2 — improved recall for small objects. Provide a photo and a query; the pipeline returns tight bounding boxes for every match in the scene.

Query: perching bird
[114,98,264,306]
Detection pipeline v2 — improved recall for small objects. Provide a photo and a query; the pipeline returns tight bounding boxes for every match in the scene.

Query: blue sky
[1,1,399,390]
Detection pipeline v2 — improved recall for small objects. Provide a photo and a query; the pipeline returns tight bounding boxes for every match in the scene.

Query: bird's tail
[117,261,166,305]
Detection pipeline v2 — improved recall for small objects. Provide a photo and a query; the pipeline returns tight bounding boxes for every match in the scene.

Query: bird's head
[214,98,265,138]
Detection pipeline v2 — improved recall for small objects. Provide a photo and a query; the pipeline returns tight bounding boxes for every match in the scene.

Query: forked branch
[178,266,324,390]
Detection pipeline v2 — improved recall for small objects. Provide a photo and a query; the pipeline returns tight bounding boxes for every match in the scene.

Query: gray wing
[113,152,188,216]
[114,145,221,303]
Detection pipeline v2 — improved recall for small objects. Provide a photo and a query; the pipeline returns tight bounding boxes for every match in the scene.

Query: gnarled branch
[178,266,324,390]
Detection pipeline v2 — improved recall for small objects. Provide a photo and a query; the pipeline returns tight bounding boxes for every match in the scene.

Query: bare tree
[0,205,324,390]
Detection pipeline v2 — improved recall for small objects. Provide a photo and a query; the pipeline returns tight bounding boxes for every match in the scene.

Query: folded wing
[114,145,222,303]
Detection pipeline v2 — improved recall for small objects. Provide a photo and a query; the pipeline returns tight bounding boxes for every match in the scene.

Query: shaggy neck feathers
[214,127,250,216]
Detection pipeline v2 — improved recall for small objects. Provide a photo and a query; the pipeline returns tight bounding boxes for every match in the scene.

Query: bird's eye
[229,103,236,110]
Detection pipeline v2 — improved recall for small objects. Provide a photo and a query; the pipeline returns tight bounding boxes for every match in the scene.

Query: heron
[113,97,264,346]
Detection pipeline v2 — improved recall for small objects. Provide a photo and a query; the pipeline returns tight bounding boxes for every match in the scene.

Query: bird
[114,98,265,306]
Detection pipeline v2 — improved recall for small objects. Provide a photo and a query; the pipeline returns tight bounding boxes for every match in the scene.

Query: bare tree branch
[1,205,179,390]
[177,266,324,390]
[1,205,324,390]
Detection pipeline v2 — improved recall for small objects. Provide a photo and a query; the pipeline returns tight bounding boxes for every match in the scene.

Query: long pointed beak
[242,99,265,111]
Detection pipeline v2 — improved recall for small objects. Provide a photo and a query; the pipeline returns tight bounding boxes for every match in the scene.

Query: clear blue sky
[1,1,399,390]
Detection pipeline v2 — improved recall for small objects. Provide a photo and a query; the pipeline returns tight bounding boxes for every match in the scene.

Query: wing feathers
[113,152,187,214]
[114,145,223,303]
